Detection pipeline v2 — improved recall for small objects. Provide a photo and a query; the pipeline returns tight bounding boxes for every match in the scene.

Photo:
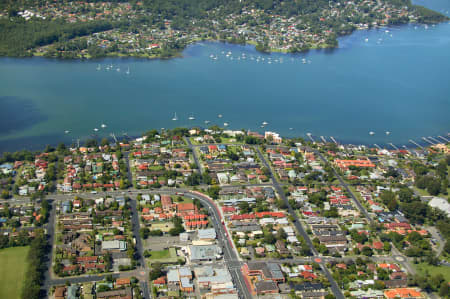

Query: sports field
[0,246,29,299]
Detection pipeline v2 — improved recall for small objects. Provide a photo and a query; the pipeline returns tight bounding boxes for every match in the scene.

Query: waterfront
[0,1,449,152]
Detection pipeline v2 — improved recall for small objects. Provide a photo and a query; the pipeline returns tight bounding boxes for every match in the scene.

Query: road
[185,137,203,174]
[254,146,345,299]
[314,150,374,225]
[152,189,252,299]
[314,149,442,299]
[129,197,151,299]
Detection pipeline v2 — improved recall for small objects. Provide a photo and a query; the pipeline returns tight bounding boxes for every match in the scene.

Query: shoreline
[2,18,449,62]
[0,127,448,154]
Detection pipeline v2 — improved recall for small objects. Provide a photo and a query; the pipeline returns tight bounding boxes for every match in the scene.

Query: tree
[427,178,441,195]
[149,262,163,280]
[276,228,287,240]
[140,228,150,239]
[101,138,110,146]
[439,282,449,297]
[361,246,373,256]
[207,186,220,199]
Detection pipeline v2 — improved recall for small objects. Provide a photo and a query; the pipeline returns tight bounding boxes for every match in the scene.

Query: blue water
[0,0,449,152]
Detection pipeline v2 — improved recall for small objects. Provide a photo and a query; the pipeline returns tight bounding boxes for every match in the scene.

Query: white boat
[218,114,223,118]
[188,113,195,120]
[125,67,130,75]
[369,131,375,135]
[204,120,210,124]
[64,130,70,134]
[116,67,120,72]
[365,38,369,42]
[94,128,99,132]
[302,58,307,64]
[101,123,107,128]
[224,122,229,127]
[262,121,269,125]
[386,131,390,135]
[172,112,178,121]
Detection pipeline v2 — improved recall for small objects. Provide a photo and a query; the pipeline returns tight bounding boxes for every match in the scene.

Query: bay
[0,0,449,152]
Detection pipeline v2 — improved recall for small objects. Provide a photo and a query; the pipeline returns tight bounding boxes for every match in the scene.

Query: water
[0,0,449,152]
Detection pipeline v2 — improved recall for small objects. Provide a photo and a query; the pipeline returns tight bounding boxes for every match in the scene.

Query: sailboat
[188,113,195,120]
[172,112,178,121]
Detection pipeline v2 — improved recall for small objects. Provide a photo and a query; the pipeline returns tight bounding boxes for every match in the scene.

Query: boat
[116,67,120,72]
[204,120,210,124]
[94,128,99,132]
[172,112,178,121]
[289,128,293,130]
[262,121,269,125]
[369,131,375,135]
[218,114,223,118]
[64,130,70,134]
[365,38,369,42]
[386,131,390,135]
[224,122,229,127]
[96,64,101,71]
[125,67,130,75]
[101,123,107,128]
[188,113,195,120]
[302,58,307,64]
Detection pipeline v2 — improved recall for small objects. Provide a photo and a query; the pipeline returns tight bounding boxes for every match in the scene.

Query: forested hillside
[0,0,447,58]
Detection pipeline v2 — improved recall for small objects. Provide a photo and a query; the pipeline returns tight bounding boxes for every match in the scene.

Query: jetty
[409,139,423,149]
[427,136,441,144]
[421,137,435,145]
[389,143,399,150]
[438,135,449,143]
[373,144,382,150]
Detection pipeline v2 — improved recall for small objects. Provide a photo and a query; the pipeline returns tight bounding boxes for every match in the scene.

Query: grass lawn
[414,263,450,281]
[148,249,170,260]
[0,246,30,299]
[148,248,179,264]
